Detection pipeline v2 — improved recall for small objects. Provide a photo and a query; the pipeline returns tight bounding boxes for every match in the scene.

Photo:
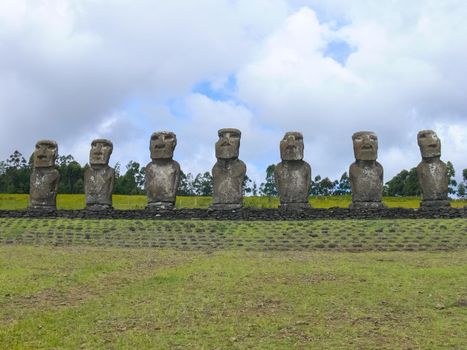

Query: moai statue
[145,131,181,210]
[211,128,246,210]
[84,139,115,210]
[416,130,449,208]
[274,132,311,210]
[349,131,385,209]
[29,140,60,210]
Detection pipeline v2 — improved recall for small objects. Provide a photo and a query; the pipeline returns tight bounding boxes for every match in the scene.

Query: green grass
[0,246,465,349]
[1,218,466,251]
[1,194,466,210]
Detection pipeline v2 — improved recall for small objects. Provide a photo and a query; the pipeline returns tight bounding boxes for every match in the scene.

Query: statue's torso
[85,166,115,206]
[145,160,180,203]
[349,161,383,202]
[212,159,246,204]
[29,168,60,208]
[416,160,448,201]
[275,161,311,203]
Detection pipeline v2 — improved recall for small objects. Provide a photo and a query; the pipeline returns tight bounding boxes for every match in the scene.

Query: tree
[384,168,420,196]
[457,183,466,198]
[319,177,337,196]
[457,168,467,199]
[446,161,457,195]
[334,172,351,195]
[0,151,31,194]
[7,150,27,169]
[192,172,213,196]
[403,168,421,196]
[259,164,277,196]
[243,175,253,195]
[310,175,322,196]
[177,171,195,196]
[114,161,144,195]
[57,156,85,194]
[251,181,258,196]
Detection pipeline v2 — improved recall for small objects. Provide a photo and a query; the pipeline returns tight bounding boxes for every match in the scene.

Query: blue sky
[0,0,466,185]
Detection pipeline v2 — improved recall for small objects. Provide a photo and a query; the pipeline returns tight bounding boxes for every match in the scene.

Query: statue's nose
[154,140,165,148]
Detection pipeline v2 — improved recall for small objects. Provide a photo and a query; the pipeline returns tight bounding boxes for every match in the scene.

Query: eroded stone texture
[145,131,181,210]
[349,131,385,209]
[275,132,311,210]
[416,130,449,208]
[85,139,115,210]
[211,128,246,210]
[29,140,60,210]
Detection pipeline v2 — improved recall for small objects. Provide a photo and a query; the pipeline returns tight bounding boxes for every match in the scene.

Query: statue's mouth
[428,144,437,148]
[155,145,166,149]
[38,155,47,160]
[362,144,373,150]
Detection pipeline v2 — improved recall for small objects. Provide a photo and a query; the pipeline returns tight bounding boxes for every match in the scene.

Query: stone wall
[0,207,464,220]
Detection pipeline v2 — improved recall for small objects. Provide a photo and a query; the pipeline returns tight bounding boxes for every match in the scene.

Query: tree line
[0,150,465,197]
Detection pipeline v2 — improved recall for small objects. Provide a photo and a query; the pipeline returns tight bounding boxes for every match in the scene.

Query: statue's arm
[174,162,181,193]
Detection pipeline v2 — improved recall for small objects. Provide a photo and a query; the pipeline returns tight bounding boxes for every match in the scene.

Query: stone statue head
[215,128,241,160]
[417,130,441,159]
[280,132,304,161]
[352,131,378,161]
[90,139,113,166]
[33,140,58,168]
[150,131,177,160]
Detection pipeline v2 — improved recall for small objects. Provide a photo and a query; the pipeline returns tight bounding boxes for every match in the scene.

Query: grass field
[1,211,466,348]
[1,218,466,251]
[1,193,466,210]
[0,246,466,349]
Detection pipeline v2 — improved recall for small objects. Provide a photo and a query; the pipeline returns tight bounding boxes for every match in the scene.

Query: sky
[0,0,466,185]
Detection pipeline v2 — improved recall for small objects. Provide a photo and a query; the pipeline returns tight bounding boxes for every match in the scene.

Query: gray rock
[211,128,246,210]
[85,139,115,211]
[416,130,449,208]
[349,131,385,209]
[145,132,180,210]
[275,132,311,210]
[29,140,60,210]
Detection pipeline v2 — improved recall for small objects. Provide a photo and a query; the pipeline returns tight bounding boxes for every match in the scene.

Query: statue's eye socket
[165,136,173,141]
[48,145,55,150]
[370,136,377,141]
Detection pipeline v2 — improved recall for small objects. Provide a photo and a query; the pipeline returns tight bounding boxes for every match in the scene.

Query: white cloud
[0,0,466,186]
[236,4,467,180]
[0,0,290,167]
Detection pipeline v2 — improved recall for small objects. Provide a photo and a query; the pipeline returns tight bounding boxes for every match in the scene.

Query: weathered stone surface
[416,130,449,208]
[29,140,60,210]
[275,132,311,210]
[145,132,180,210]
[2,207,463,221]
[349,131,384,209]
[211,128,246,210]
[85,139,115,211]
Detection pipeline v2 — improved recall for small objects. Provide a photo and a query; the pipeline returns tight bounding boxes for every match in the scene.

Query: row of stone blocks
[1,208,465,220]
[29,129,451,211]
